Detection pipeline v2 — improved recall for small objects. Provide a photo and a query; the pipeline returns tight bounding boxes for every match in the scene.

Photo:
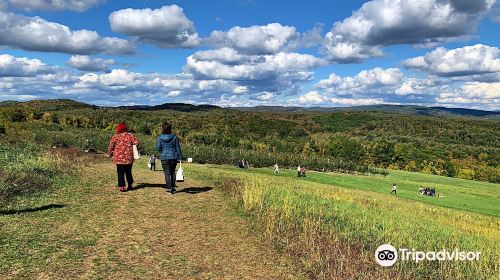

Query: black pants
[117,164,133,187]
[161,160,177,189]
[150,163,156,171]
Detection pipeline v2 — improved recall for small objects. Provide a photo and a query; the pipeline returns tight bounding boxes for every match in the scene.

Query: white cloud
[297,91,325,103]
[328,97,385,106]
[324,0,496,62]
[395,78,439,95]
[436,82,500,109]
[185,51,325,82]
[0,54,55,77]
[207,23,299,55]
[403,44,500,77]
[109,5,200,48]
[167,90,181,97]
[206,23,323,55]
[316,67,403,94]
[192,47,244,64]
[295,91,385,106]
[233,86,248,94]
[461,82,500,99]
[0,11,135,55]
[6,0,105,12]
[66,55,114,72]
[256,92,274,100]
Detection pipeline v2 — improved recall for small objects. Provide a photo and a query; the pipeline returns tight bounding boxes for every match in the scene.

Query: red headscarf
[116,122,127,133]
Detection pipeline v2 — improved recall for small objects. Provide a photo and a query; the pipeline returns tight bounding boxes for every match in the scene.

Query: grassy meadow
[0,141,498,279]
[246,167,500,217]
[186,163,500,279]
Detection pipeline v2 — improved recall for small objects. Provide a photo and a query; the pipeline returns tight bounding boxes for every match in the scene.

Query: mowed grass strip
[241,166,500,217]
[186,164,500,279]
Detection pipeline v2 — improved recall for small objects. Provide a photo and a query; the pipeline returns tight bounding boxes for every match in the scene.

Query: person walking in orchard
[274,163,280,174]
[156,123,183,194]
[149,154,157,171]
[108,122,139,192]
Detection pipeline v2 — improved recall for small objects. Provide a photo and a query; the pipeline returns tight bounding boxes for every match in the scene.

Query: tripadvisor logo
[375,244,398,267]
[375,244,481,267]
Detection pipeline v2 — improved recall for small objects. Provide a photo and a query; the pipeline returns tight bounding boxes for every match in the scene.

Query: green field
[241,167,500,217]
[186,163,500,279]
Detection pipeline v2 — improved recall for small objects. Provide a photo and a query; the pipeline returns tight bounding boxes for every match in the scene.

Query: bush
[0,143,66,204]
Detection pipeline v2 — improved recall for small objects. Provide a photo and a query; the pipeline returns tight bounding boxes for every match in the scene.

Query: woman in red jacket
[108,123,139,192]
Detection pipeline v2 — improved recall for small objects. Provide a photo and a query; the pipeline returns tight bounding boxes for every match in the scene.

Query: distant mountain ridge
[1,99,498,119]
[231,104,500,119]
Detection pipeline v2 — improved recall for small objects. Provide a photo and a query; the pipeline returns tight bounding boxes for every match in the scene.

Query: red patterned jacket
[108,132,139,165]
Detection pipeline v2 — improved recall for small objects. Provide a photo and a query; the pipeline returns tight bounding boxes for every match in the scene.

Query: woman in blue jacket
[156,123,183,194]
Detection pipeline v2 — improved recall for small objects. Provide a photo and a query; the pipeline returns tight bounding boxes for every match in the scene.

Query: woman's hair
[116,122,127,133]
[162,122,172,134]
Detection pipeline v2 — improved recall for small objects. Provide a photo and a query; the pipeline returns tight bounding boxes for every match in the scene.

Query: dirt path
[14,161,305,279]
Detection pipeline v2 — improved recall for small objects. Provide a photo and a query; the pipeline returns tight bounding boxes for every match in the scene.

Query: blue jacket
[156,134,183,161]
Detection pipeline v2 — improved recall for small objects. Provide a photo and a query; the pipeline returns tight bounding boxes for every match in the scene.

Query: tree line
[0,100,498,182]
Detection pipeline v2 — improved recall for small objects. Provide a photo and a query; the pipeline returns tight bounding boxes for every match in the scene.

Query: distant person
[391,183,397,194]
[108,122,139,192]
[419,186,424,195]
[239,159,246,169]
[424,187,431,196]
[149,154,157,171]
[273,163,280,174]
[300,166,306,177]
[156,123,183,194]
[297,165,301,177]
[244,160,250,170]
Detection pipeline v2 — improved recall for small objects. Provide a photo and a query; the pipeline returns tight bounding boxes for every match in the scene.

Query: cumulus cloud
[191,47,245,64]
[186,51,324,81]
[316,67,404,94]
[109,5,200,48]
[6,0,105,12]
[436,82,500,109]
[207,23,299,55]
[66,55,114,72]
[395,77,440,95]
[403,44,500,77]
[297,91,326,103]
[307,67,447,107]
[307,65,500,109]
[256,92,274,101]
[62,69,247,105]
[296,91,385,106]
[185,48,325,98]
[0,54,56,77]
[1,63,498,109]
[324,0,496,62]
[0,11,135,55]
[207,23,323,55]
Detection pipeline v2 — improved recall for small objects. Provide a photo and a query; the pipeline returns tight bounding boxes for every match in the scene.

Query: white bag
[133,145,140,160]
[176,161,184,182]
[147,162,151,169]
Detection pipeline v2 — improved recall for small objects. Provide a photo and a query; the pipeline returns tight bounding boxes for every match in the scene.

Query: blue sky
[0,0,499,109]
